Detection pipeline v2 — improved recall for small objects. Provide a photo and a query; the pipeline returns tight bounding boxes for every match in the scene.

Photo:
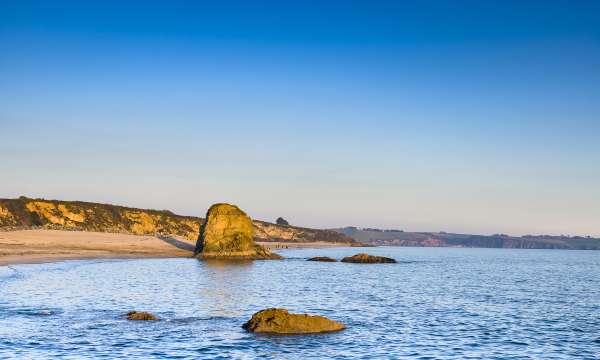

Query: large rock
[194,203,282,260]
[242,308,345,334]
[341,253,396,263]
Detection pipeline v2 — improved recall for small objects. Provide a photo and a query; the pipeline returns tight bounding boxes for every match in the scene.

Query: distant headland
[334,227,600,250]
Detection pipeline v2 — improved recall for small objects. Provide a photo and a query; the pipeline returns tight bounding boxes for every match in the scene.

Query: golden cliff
[0,197,360,245]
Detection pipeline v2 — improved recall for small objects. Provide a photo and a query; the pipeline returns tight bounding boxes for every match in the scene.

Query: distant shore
[257,241,357,250]
[0,229,353,266]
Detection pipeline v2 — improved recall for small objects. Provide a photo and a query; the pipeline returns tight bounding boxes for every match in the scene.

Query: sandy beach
[0,229,196,266]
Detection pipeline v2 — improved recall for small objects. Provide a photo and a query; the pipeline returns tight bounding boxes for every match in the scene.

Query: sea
[0,247,599,359]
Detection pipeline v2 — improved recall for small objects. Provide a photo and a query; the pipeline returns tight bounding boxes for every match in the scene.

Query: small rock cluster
[307,253,397,263]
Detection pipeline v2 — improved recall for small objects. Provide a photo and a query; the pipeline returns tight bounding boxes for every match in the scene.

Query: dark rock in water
[16,308,56,317]
[242,308,345,334]
[307,256,337,262]
[341,253,396,263]
[276,217,289,226]
[126,311,158,321]
[194,203,282,260]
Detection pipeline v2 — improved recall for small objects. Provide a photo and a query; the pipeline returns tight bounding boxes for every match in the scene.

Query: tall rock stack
[194,203,282,260]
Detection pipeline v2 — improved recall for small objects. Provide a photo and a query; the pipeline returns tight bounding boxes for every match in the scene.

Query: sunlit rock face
[194,203,282,260]
[242,308,345,334]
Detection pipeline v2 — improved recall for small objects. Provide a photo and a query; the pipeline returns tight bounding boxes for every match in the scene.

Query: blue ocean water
[0,247,599,359]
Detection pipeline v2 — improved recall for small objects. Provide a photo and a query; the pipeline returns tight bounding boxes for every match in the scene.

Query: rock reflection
[197,259,255,318]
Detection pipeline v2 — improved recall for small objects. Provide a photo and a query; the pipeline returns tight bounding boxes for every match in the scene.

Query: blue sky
[1,1,599,236]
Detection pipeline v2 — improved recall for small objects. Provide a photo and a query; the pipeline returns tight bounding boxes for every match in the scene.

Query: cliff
[253,220,357,244]
[0,197,360,245]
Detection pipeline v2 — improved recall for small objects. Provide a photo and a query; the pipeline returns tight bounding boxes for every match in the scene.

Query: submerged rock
[341,253,396,263]
[194,203,282,260]
[126,311,158,321]
[307,256,337,262]
[242,308,345,334]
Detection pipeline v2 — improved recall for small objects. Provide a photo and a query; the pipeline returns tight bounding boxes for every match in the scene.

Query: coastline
[0,230,353,266]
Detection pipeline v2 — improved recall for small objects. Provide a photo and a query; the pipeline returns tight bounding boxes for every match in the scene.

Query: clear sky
[1,1,599,236]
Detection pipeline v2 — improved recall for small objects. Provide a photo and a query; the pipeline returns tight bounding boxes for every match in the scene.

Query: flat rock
[341,253,396,263]
[126,311,158,321]
[194,203,282,260]
[242,308,345,334]
[307,256,337,262]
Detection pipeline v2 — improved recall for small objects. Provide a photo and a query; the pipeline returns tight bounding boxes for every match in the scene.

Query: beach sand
[0,230,352,266]
[0,229,196,266]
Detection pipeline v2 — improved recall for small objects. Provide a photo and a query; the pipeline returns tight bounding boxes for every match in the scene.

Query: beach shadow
[157,235,195,252]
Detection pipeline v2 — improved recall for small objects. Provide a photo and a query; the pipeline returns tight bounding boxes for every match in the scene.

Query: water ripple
[0,247,599,359]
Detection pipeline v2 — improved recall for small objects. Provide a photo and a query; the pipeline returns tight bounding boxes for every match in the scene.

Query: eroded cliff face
[0,197,199,239]
[0,197,360,245]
